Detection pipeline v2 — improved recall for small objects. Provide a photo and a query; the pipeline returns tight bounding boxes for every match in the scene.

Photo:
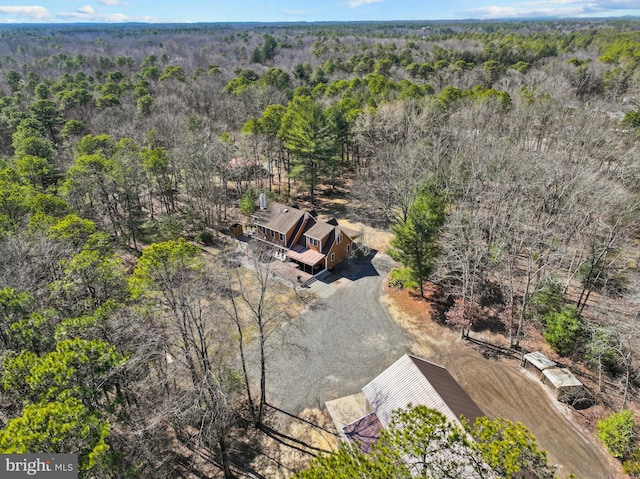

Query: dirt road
[385,289,620,479]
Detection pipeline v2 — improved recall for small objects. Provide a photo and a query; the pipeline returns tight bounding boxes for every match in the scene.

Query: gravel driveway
[256,252,410,414]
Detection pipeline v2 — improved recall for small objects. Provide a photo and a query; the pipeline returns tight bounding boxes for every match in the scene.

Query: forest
[0,18,640,477]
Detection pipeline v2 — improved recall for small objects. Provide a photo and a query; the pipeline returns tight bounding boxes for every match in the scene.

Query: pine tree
[389,185,445,297]
[279,96,337,203]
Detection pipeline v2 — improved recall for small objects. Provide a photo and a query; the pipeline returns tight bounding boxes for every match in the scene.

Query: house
[228,157,267,180]
[251,201,361,275]
[325,354,484,453]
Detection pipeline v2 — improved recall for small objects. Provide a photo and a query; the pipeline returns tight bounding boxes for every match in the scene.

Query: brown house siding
[326,235,353,269]
[307,236,322,252]
[283,222,299,245]
[253,204,359,273]
[255,218,307,247]
[255,227,286,247]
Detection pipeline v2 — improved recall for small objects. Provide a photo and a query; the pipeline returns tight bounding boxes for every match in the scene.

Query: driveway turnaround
[259,253,410,415]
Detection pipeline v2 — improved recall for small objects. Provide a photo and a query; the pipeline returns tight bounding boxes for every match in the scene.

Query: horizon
[0,15,639,28]
[2,0,640,24]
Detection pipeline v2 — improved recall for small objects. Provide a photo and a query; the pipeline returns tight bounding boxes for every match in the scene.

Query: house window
[261,226,266,235]
[270,230,275,238]
[279,233,285,242]
[347,243,351,253]
[330,253,335,262]
[309,237,318,247]
[337,234,343,244]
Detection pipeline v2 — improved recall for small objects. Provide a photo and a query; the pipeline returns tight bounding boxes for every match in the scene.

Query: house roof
[252,202,304,234]
[343,413,383,454]
[322,230,335,255]
[304,218,361,242]
[339,225,361,240]
[361,354,483,428]
[523,351,556,371]
[230,157,261,169]
[253,201,361,262]
[325,392,370,435]
[542,368,583,389]
[305,220,335,240]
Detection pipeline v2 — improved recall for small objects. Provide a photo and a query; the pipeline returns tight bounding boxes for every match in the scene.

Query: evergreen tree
[261,34,278,61]
[295,405,557,479]
[598,410,637,459]
[389,185,445,297]
[543,306,583,356]
[279,96,337,203]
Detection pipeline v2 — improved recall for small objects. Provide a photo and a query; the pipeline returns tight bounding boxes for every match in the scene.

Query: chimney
[259,193,266,210]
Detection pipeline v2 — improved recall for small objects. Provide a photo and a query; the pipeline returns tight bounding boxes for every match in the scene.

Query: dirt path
[384,288,621,479]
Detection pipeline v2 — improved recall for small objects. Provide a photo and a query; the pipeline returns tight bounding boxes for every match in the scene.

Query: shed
[522,351,556,377]
[541,368,583,403]
[229,223,243,238]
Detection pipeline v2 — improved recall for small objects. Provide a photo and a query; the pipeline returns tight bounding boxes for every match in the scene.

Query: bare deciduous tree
[223,242,303,429]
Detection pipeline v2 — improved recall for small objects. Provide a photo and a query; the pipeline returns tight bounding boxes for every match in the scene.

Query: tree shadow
[227,441,271,479]
[472,313,507,334]
[430,305,448,324]
[233,402,338,470]
[259,424,331,456]
[265,403,339,438]
[464,336,520,361]
[410,286,452,325]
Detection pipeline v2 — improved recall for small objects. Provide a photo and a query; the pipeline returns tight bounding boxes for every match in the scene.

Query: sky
[1,0,640,24]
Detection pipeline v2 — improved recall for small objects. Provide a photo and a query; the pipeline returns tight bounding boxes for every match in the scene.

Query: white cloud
[596,0,640,6]
[519,0,582,5]
[467,5,586,17]
[77,5,95,15]
[281,8,308,15]
[101,13,133,21]
[346,0,383,8]
[58,10,116,20]
[0,5,50,20]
